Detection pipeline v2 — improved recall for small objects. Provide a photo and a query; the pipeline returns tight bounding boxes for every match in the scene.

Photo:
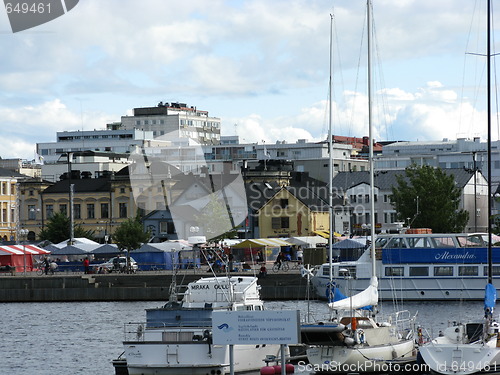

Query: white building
[119,102,221,145]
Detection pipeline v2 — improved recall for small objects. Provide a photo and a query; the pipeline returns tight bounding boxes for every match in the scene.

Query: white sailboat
[418,1,500,374]
[302,2,416,373]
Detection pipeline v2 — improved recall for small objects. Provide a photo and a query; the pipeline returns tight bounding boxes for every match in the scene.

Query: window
[350,195,356,203]
[59,204,67,215]
[409,267,429,276]
[271,217,289,229]
[434,266,453,276]
[159,221,176,234]
[365,194,369,203]
[120,187,126,194]
[280,199,289,208]
[119,203,127,218]
[74,204,81,219]
[136,120,140,125]
[28,205,36,220]
[87,204,95,219]
[46,204,54,218]
[458,266,478,276]
[29,190,34,196]
[486,266,500,276]
[385,267,404,277]
[101,203,109,219]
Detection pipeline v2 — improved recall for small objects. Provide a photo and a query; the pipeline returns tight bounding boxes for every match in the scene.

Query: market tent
[91,244,120,255]
[0,245,50,272]
[231,238,292,262]
[133,242,192,270]
[312,230,342,239]
[55,237,100,247]
[332,238,367,261]
[285,236,327,248]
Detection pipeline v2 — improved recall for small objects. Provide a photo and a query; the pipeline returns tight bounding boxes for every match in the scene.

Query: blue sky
[0,0,497,160]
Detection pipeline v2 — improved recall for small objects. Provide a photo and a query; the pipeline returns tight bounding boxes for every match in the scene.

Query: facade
[0,168,25,241]
[18,167,137,242]
[36,128,158,164]
[119,102,221,145]
[331,168,488,234]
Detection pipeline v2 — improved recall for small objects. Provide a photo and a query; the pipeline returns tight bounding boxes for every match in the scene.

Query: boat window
[385,267,404,277]
[431,237,456,248]
[386,238,407,248]
[458,266,478,276]
[406,237,431,248]
[434,266,453,276]
[409,267,429,276]
[485,266,500,276]
[457,235,485,247]
[322,266,332,277]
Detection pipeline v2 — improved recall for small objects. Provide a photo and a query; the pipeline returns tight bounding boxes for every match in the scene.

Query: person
[297,246,303,265]
[258,264,267,278]
[113,257,120,272]
[83,257,90,274]
[49,260,58,274]
[43,256,50,275]
[256,250,264,263]
[274,251,284,270]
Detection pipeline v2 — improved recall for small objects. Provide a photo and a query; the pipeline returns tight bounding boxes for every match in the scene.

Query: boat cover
[328,276,378,311]
[484,283,496,313]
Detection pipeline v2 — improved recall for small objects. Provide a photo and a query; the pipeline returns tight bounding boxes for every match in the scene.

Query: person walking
[83,257,90,274]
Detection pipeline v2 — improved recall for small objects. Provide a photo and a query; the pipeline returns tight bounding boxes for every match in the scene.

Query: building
[0,168,26,241]
[331,168,488,234]
[36,128,158,165]
[119,102,221,145]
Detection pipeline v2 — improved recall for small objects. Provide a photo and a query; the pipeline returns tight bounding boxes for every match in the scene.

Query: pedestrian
[297,246,303,265]
[258,264,267,278]
[274,251,283,270]
[83,257,90,274]
[43,256,50,275]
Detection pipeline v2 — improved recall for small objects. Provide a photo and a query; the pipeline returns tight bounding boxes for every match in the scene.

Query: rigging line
[458,0,481,136]
[331,6,348,137]
[347,9,367,139]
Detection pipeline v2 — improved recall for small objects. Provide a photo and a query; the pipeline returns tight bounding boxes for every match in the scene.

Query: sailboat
[418,1,500,374]
[301,2,416,373]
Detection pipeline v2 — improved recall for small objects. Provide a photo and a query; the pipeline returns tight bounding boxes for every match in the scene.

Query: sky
[0,0,498,161]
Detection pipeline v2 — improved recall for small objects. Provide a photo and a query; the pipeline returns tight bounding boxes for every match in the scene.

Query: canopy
[285,236,327,248]
[50,245,91,255]
[231,238,292,248]
[313,230,342,239]
[0,245,50,255]
[91,244,120,255]
[332,238,366,249]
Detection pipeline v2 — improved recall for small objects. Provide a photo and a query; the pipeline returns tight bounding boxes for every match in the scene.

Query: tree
[390,165,469,233]
[195,193,234,241]
[38,212,95,243]
[112,213,150,252]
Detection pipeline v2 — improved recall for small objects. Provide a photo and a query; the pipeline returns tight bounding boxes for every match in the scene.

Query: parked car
[94,256,138,273]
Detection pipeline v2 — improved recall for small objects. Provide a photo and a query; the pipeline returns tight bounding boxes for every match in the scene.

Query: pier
[0,270,312,302]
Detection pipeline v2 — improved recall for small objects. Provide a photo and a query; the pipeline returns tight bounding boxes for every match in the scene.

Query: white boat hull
[418,341,500,375]
[125,341,282,375]
[306,339,415,373]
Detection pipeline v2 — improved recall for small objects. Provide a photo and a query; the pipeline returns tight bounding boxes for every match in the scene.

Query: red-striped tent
[0,245,50,272]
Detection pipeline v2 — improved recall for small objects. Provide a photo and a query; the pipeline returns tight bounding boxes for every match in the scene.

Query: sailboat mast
[367,0,376,277]
[328,14,334,283]
[487,0,492,284]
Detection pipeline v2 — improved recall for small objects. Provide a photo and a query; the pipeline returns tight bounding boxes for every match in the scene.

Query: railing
[124,322,212,342]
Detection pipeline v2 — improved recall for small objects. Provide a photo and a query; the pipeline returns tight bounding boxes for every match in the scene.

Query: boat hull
[306,339,415,374]
[419,341,500,375]
[124,341,282,375]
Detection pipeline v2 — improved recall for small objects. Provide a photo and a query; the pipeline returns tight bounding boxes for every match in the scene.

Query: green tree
[38,211,95,243]
[390,165,469,233]
[112,213,150,253]
[195,193,234,241]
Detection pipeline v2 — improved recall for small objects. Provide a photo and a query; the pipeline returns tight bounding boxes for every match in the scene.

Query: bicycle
[35,263,57,276]
[272,260,290,272]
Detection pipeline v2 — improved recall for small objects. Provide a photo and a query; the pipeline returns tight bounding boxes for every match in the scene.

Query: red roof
[0,245,50,256]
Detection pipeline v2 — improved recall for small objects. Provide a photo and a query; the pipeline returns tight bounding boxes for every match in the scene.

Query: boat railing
[124,322,213,342]
[391,310,415,338]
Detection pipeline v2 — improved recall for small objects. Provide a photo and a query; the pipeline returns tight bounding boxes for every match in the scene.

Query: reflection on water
[0,299,486,374]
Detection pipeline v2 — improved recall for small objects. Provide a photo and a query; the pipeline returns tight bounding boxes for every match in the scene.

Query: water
[0,299,486,375]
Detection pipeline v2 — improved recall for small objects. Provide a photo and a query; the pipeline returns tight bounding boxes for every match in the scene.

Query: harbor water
[0,299,486,375]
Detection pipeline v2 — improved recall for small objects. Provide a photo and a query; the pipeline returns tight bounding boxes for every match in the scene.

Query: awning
[313,230,342,239]
[231,238,292,248]
[0,245,51,256]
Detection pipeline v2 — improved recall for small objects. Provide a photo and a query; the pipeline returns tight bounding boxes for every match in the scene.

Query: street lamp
[19,228,29,276]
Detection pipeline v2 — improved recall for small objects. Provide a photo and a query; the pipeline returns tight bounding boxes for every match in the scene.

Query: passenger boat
[311,232,500,301]
[119,276,283,375]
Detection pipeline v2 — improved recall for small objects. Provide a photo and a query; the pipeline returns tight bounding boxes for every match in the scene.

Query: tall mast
[487,0,492,284]
[328,13,334,283]
[367,0,376,277]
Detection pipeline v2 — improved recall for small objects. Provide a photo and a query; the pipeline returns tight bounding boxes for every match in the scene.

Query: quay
[0,269,312,302]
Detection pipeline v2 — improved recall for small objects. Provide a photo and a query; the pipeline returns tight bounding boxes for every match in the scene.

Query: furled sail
[328,276,378,311]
